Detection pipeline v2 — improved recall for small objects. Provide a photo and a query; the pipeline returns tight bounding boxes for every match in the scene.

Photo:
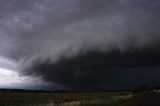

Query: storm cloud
[21,46,160,90]
[0,0,160,90]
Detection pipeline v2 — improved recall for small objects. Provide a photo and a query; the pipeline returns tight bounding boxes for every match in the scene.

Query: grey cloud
[0,0,160,89]
[21,47,160,90]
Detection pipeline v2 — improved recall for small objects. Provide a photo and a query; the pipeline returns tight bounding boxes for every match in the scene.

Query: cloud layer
[0,0,160,90]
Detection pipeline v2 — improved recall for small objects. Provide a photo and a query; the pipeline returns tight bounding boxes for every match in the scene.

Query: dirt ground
[121,91,160,106]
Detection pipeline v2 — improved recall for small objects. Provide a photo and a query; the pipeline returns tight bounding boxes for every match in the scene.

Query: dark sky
[0,0,160,90]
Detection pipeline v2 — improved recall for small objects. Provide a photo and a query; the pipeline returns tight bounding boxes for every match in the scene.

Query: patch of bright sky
[0,68,21,87]
[0,56,45,89]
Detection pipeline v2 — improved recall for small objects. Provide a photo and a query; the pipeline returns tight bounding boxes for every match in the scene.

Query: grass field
[0,92,138,106]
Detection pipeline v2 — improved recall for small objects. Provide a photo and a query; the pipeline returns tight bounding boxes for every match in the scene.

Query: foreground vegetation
[0,91,138,106]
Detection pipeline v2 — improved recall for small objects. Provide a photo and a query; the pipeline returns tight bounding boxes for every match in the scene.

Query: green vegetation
[0,92,138,106]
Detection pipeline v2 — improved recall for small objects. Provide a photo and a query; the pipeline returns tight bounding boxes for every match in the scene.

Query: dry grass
[0,92,135,106]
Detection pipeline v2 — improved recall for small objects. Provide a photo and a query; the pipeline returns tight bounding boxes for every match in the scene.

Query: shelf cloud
[0,0,160,90]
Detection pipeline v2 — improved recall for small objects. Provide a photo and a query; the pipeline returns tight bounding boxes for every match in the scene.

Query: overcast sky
[0,0,160,90]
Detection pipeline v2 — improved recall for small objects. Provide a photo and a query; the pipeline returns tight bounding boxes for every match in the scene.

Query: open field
[0,91,138,106]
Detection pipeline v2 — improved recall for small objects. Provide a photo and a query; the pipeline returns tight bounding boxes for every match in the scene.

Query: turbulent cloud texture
[0,0,160,90]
